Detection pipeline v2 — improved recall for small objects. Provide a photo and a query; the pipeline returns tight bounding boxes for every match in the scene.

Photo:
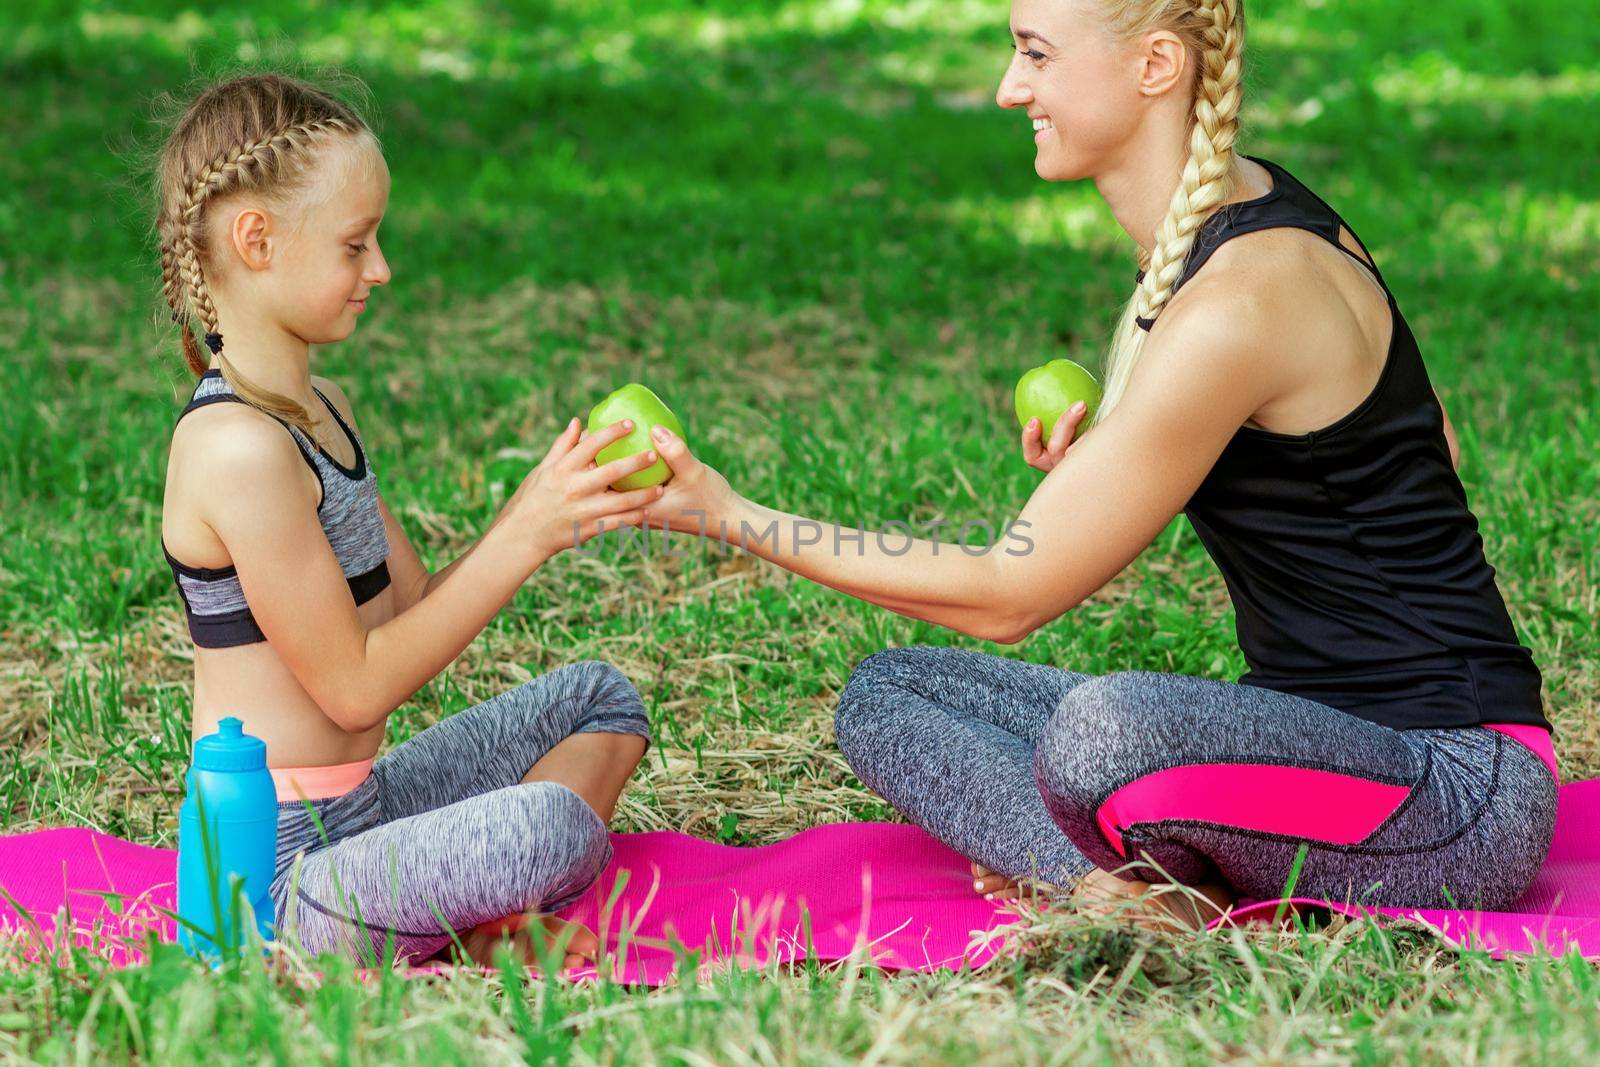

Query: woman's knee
[835,646,935,755]
[1035,672,1162,810]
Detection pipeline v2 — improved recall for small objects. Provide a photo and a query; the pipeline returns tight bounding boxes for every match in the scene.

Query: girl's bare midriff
[189,585,395,767]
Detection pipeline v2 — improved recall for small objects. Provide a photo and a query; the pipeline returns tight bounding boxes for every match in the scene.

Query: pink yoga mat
[1214,778,1600,958]
[4,782,1597,978]
[0,823,1014,979]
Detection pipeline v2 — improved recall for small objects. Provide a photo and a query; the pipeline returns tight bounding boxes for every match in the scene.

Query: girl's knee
[507,781,611,877]
[559,659,651,740]
[564,659,639,704]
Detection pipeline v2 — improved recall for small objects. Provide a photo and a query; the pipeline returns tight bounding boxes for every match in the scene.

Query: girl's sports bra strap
[175,389,323,481]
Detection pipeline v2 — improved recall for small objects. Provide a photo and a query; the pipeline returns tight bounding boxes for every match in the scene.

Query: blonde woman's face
[996,0,1142,181]
[264,135,392,344]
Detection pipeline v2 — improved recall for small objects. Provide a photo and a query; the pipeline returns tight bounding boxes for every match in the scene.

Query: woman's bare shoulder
[1154,228,1383,428]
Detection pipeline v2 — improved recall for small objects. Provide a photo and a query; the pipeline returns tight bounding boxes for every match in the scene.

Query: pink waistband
[270,758,375,802]
[1483,723,1558,781]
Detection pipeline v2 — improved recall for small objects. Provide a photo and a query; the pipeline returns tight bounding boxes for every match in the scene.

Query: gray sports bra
[163,371,391,648]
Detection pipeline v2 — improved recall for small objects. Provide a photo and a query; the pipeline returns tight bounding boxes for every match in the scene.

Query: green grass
[2,0,1598,1061]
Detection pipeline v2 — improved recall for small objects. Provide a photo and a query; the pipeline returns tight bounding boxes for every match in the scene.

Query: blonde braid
[162,115,358,433]
[1093,0,1246,423]
[174,118,356,347]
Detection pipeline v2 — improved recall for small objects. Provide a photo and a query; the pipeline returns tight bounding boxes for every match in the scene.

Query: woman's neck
[1094,124,1192,255]
[1091,102,1264,255]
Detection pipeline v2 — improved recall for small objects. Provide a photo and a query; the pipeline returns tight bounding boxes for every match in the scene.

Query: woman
[642,0,1557,923]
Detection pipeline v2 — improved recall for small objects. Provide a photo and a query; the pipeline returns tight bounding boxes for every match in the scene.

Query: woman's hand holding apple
[1020,401,1090,473]
[1014,357,1100,474]
[641,424,738,535]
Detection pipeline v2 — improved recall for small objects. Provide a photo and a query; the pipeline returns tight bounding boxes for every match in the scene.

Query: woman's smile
[1031,115,1055,143]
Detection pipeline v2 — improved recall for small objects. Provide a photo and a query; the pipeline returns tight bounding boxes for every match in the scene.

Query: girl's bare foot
[444,731,646,973]
[1069,867,1235,931]
[457,912,600,971]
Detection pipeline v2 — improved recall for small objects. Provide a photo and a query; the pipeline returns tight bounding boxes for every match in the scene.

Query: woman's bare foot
[1069,868,1235,931]
[456,912,600,971]
[971,861,1026,901]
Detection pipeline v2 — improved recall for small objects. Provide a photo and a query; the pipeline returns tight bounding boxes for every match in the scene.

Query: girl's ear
[229,207,274,272]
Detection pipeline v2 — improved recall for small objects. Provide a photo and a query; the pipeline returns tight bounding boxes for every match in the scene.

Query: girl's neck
[206,323,319,409]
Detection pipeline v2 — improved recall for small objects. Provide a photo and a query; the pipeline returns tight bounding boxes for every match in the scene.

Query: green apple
[587,383,686,491]
[1014,358,1102,438]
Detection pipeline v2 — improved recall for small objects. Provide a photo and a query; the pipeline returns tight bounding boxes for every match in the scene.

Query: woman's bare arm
[646,286,1287,644]
[1435,389,1461,471]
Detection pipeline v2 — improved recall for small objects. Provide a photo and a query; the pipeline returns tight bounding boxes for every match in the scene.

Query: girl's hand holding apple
[502,417,665,563]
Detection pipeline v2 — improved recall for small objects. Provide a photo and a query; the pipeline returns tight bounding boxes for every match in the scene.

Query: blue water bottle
[176,717,278,958]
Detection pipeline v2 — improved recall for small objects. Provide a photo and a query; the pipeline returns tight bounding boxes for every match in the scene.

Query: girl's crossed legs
[271,660,650,964]
[836,646,1556,918]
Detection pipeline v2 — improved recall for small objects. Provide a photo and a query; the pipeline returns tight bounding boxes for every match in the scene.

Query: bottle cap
[191,716,267,772]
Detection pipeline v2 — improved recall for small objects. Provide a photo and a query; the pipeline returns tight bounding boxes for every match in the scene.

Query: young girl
[156,73,669,965]
[640,0,1559,924]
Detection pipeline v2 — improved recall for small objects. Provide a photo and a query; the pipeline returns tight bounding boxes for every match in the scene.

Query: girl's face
[996,0,1143,182]
[255,134,392,344]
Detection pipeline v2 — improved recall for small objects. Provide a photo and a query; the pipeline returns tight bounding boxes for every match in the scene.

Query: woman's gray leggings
[835,646,1557,910]
[270,660,650,963]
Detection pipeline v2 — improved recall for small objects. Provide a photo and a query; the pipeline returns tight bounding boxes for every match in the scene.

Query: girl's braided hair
[154,72,372,434]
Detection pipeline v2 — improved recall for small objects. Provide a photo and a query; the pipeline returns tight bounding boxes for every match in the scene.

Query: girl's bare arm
[202,416,661,732]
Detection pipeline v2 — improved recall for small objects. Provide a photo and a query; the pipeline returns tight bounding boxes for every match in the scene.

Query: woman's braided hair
[154,73,371,433]
[1092,0,1245,425]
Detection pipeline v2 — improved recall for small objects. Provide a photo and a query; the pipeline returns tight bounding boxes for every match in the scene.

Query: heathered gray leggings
[835,646,1557,910]
[270,660,650,963]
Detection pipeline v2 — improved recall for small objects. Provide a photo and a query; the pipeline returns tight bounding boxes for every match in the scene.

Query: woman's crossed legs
[836,646,1556,924]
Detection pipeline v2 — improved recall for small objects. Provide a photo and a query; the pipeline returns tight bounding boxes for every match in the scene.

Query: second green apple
[587,383,686,491]
[1014,358,1103,438]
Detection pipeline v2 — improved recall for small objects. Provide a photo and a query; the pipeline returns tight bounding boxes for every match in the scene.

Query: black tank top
[1178,156,1546,731]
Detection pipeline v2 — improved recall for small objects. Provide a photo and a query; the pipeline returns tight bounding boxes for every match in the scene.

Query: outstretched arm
[312,377,514,613]
[206,415,662,732]
[644,291,1284,644]
[314,378,622,614]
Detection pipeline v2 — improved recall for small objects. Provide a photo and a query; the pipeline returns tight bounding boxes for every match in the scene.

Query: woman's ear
[1136,30,1189,97]
[228,207,274,272]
